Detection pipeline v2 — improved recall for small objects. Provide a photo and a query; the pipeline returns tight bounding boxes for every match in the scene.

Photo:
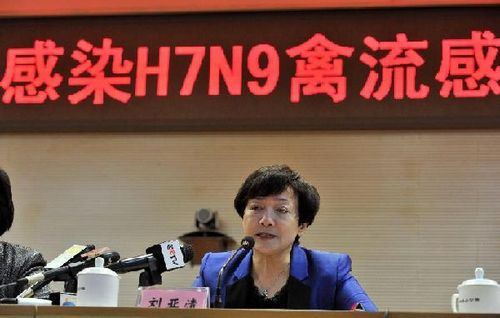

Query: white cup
[451,268,500,313]
[451,286,500,313]
[77,257,120,307]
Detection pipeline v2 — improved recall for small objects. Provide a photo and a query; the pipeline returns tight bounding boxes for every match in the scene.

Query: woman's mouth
[256,232,277,239]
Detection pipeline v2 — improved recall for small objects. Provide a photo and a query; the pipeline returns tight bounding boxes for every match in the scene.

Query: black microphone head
[99,251,121,264]
[181,244,194,263]
[241,236,255,250]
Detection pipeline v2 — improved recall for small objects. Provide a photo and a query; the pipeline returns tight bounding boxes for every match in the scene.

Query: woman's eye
[276,207,289,214]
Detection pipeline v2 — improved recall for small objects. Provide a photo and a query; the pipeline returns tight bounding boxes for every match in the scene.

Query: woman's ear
[298,223,308,235]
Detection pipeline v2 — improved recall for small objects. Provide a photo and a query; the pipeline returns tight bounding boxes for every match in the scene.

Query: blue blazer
[192,244,377,311]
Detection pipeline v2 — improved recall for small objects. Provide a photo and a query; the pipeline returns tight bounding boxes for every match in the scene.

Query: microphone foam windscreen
[241,236,255,249]
[181,244,194,263]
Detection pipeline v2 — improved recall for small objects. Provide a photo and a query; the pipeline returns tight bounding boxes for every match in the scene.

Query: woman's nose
[258,209,275,227]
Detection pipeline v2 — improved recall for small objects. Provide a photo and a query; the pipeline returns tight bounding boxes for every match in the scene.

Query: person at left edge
[0,168,50,299]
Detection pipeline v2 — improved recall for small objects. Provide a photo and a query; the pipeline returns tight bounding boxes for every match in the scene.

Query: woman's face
[242,187,306,256]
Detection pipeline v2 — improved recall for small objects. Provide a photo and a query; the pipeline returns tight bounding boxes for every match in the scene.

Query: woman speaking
[193,165,377,310]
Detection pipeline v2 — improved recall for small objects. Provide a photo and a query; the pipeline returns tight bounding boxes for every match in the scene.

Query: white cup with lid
[451,267,500,313]
[77,257,120,307]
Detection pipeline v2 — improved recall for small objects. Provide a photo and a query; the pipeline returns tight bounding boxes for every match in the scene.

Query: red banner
[0,7,498,131]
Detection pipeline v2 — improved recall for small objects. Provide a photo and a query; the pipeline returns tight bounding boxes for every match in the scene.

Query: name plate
[137,287,210,309]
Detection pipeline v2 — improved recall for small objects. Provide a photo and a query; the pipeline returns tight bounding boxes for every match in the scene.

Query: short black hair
[234,165,320,226]
[0,168,14,236]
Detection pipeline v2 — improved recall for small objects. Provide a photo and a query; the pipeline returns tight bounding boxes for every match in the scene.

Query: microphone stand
[214,250,238,308]
[64,278,78,293]
[213,237,255,308]
[138,257,162,287]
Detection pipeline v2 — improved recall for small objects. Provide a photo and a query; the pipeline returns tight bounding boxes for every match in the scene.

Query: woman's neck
[251,247,292,298]
[252,249,291,274]
[251,246,292,280]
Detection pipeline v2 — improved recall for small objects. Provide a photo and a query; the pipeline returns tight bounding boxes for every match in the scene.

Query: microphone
[32,243,94,294]
[214,236,254,308]
[0,244,96,292]
[17,251,120,298]
[106,240,193,274]
[16,251,120,298]
[16,251,120,293]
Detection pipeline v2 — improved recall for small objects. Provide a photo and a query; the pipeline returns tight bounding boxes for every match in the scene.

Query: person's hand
[81,247,111,259]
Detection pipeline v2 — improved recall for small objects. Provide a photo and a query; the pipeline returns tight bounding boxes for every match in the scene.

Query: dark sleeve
[18,250,46,277]
[335,254,378,311]
[0,244,50,299]
[12,248,50,298]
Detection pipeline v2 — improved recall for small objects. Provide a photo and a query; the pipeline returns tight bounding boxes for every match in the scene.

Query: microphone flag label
[160,240,185,270]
